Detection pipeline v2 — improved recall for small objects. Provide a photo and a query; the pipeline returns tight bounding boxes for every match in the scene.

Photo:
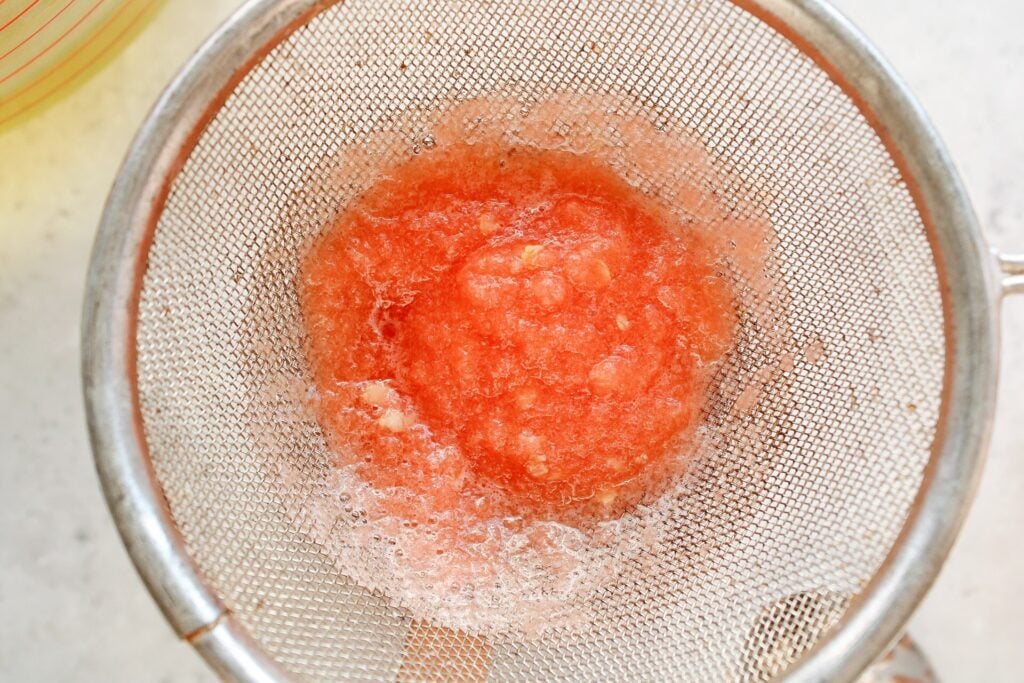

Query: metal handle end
[999,253,1024,297]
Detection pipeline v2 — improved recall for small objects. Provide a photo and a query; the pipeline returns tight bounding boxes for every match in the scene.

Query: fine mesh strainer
[82,0,1024,681]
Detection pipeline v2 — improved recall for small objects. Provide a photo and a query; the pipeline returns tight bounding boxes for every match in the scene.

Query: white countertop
[2,1,1022,680]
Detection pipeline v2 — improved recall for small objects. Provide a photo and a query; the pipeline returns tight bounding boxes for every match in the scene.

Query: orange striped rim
[0,0,159,126]
[0,0,106,88]
[0,0,43,32]
[0,0,78,63]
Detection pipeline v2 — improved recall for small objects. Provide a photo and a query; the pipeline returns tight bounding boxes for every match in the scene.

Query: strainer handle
[1000,253,1024,296]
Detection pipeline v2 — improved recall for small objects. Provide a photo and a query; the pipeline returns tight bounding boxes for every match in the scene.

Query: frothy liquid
[292,96,774,635]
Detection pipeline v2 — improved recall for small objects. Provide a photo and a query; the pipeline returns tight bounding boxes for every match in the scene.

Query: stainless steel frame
[81,0,1023,681]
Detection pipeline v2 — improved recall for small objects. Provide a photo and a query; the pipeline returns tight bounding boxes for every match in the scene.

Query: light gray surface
[0,1,1021,681]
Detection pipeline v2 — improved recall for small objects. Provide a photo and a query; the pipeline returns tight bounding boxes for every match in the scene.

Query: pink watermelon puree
[299,141,737,525]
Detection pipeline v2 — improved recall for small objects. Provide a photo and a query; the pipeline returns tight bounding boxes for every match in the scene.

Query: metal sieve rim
[81,0,1003,681]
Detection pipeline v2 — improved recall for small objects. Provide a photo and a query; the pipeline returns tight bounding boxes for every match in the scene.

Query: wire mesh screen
[134,0,945,680]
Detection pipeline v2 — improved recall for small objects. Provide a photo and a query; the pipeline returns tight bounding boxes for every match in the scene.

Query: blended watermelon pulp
[301,142,736,526]
[284,97,778,634]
